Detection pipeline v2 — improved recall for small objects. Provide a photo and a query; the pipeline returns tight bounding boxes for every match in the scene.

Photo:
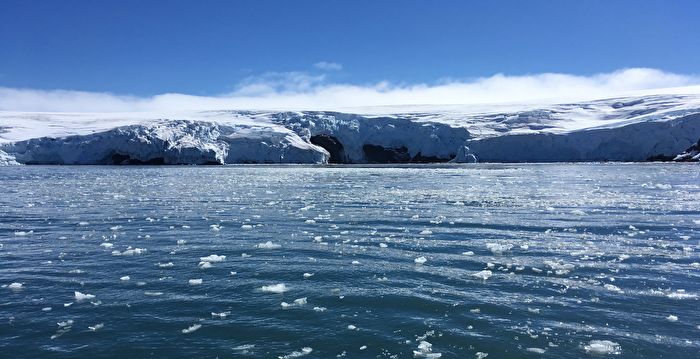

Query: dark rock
[110,153,165,165]
[411,152,453,163]
[310,134,347,163]
[646,154,675,162]
[673,138,700,162]
[362,144,411,163]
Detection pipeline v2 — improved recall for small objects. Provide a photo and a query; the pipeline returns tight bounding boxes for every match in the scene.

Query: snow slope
[1,93,700,164]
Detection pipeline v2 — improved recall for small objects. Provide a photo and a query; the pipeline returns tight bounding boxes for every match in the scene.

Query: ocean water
[0,164,699,358]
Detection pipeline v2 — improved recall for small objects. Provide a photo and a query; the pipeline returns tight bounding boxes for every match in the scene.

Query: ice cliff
[2,120,328,165]
[1,94,699,164]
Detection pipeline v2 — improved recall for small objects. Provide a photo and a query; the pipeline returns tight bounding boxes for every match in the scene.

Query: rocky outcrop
[673,138,700,162]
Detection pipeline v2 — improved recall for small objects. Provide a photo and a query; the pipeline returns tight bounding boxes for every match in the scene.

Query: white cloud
[314,61,343,71]
[0,68,699,113]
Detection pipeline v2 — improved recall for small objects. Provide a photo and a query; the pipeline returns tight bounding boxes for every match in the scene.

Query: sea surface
[0,164,699,358]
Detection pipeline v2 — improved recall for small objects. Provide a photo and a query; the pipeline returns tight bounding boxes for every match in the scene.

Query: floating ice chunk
[211,311,231,318]
[74,291,95,301]
[120,276,130,281]
[305,219,316,224]
[200,254,226,262]
[182,323,202,334]
[78,221,89,226]
[526,348,546,354]
[14,230,33,236]
[347,324,357,330]
[475,352,488,359]
[419,230,433,235]
[8,282,23,290]
[241,224,253,230]
[57,320,74,328]
[303,273,314,278]
[88,323,104,331]
[666,315,678,322]
[189,279,203,285]
[360,345,367,350]
[462,251,474,256]
[257,241,282,249]
[583,340,621,355]
[100,242,114,249]
[261,283,288,293]
[210,224,222,231]
[51,320,74,339]
[282,297,308,308]
[158,262,174,268]
[42,307,52,312]
[486,243,513,255]
[544,260,575,275]
[472,270,493,280]
[198,261,213,269]
[313,306,327,312]
[667,291,697,300]
[603,284,624,294]
[177,239,187,245]
[278,347,312,359]
[351,260,360,265]
[119,247,147,256]
[413,340,442,358]
[414,256,427,265]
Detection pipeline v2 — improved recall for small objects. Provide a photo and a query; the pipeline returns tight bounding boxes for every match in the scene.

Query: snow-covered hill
[1,93,700,164]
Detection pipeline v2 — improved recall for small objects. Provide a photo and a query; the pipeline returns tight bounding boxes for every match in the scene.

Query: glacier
[1,93,700,164]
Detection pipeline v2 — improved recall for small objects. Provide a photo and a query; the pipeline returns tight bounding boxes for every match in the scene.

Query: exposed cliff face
[673,138,700,162]
[274,112,470,163]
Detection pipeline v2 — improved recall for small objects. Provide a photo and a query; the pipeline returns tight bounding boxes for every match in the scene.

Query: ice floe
[472,270,493,280]
[256,241,282,249]
[414,256,427,265]
[583,340,621,355]
[181,323,202,334]
[278,347,313,359]
[8,282,23,290]
[88,323,104,331]
[261,283,288,293]
[74,291,95,301]
[281,297,307,308]
[413,341,442,358]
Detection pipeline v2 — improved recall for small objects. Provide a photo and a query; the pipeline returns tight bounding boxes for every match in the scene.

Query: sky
[1,0,699,111]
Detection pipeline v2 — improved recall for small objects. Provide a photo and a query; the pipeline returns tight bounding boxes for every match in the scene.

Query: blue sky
[1,1,699,111]
[1,0,698,96]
